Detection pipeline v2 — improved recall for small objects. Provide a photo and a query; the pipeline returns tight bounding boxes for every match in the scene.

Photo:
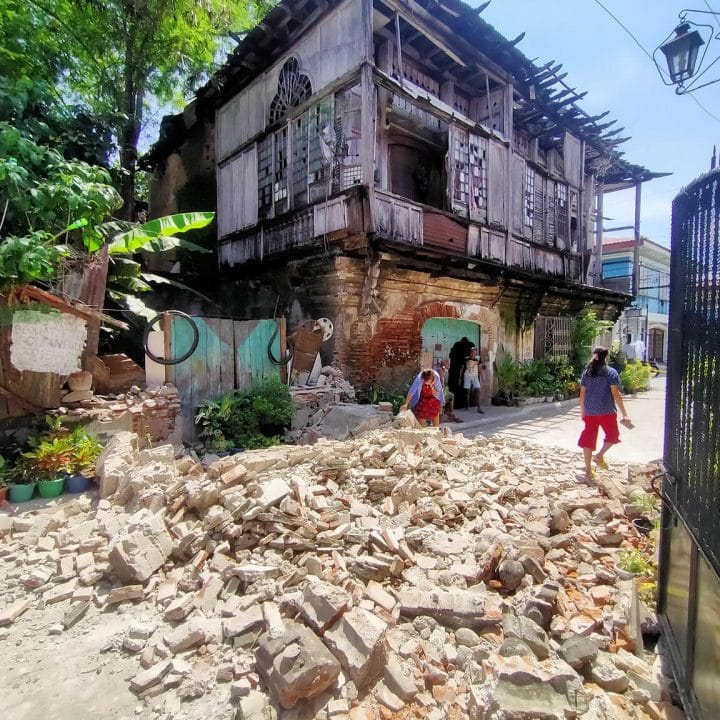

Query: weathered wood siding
[216,0,365,162]
[166,316,283,442]
[373,191,423,245]
[217,146,258,237]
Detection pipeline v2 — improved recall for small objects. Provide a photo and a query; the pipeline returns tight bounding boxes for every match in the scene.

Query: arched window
[268,58,312,124]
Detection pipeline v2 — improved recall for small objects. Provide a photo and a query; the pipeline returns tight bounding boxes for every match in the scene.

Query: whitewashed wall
[216,0,365,163]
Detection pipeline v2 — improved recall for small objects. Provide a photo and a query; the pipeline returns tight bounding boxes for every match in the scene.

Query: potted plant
[22,434,73,498]
[7,462,37,503]
[65,426,103,492]
[0,456,9,503]
[494,350,518,406]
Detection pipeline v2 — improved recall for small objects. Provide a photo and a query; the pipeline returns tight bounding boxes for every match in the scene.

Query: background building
[602,237,670,363]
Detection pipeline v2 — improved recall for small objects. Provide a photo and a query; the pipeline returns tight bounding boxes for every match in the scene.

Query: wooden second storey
[146,0,661,293]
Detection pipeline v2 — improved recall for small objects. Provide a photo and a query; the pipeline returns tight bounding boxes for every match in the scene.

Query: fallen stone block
[108,513,173,584]
[0,599,32,626]
[164,617,208,654]
[105,584,144,605]
[256,620,341,708]
[299,579,352,633]
[236,690,277,720]
[398,587,486,629]
[502,612,550,660]
[324,606,387,688]
[130,660,172,693]
[588,651,630,693]
[223,605,264,639]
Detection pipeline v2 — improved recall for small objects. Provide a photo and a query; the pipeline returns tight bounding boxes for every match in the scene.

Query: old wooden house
[146,0,662,390]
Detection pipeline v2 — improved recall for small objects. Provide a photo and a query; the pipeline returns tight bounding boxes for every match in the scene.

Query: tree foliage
[5,0,274,217]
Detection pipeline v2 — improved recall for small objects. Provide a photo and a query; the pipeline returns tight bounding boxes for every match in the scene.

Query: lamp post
[654,10,719,94]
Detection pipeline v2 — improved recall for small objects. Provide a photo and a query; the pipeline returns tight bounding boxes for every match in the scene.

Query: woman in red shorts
[578,347,632,482]
[400,369,444,427]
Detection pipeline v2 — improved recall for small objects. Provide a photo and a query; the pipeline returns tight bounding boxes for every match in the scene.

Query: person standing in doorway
[578,346,632,482]
[462,346,485,414]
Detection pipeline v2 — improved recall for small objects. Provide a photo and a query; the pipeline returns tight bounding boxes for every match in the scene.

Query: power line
[591,0,720,125]
[590,0,659,67]
[703,0,720,32]
[689,92,720,122]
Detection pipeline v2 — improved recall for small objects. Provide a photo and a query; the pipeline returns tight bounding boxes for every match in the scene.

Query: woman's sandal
[593,455,609,470]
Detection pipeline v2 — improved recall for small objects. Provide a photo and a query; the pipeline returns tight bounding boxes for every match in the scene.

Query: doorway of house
[421,318,480,408]
[648,327,664,363]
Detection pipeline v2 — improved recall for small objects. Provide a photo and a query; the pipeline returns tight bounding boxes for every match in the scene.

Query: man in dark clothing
[448,336,475,409]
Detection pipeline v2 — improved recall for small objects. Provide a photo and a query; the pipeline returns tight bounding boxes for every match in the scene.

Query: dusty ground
[0,421,683,720]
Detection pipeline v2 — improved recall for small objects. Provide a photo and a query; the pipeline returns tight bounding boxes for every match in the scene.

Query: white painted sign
[10,310,87,375]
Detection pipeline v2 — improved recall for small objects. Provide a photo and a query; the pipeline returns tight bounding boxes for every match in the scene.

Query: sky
[479,0,720,248]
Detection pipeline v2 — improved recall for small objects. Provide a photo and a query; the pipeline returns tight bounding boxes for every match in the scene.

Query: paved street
[448,375,667,466]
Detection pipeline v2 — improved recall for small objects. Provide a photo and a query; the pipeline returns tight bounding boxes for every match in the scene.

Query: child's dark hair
[420,369,434,382]
[585,346,609,377]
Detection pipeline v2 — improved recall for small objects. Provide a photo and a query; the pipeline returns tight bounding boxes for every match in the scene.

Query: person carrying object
[400,369,444,427]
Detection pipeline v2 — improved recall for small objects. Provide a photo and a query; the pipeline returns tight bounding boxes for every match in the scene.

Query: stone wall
[68,384,182,448]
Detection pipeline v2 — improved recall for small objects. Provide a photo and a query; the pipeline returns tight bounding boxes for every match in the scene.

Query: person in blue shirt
[578,347,632,482]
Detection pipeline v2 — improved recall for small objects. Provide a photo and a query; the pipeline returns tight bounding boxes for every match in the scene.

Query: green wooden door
[421,318,480,370]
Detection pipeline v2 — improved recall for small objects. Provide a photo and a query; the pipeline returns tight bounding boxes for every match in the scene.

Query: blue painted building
[602,237,670,362]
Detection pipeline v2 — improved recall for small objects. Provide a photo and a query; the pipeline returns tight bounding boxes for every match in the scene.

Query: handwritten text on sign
[11,310,87,375]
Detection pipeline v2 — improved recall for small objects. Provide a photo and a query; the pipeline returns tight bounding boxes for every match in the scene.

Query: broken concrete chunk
[108,513,173,584]
[299,579,352,633]
[398,587,486,629]
[256,620,341,708]
[324,606,387,689]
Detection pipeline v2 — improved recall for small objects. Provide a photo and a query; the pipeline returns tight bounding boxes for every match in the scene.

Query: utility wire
[591,0,720,125]
[689,92,720,122]
[703,0,720,32]
[590,0,659,67]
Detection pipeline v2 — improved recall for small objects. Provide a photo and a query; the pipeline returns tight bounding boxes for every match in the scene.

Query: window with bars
[308,96,335,203]
[332,85,363,192]
[524,166,535,226]
[268,57,312,124]
[292,113,309,207]
[469,135,488,220]
[556,183,569,244]
[273,126,289,214]
[452,128,470,208]
[257,87,362,216]
[532,171,545,244]
[258,135,273,216]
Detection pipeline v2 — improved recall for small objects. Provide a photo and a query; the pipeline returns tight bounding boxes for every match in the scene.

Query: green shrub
[195,378,293,452]
[569,310,613,375]
[495,349,519,397]
[619,361,651,393]
[517,359,557,397]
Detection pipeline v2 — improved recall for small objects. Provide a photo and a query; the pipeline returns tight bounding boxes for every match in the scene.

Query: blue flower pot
[66,474,91,493]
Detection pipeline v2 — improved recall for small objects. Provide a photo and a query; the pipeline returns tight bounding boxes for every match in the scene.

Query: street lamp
[654,10,719,94]
[659,22,704,84]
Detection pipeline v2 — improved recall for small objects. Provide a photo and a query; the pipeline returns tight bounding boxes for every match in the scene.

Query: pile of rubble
[0,425,683,720]
[57,383,182,446]
[289,367,382,445]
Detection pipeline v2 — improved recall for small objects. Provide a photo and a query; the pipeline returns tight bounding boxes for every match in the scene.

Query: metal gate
[659,168,720,719]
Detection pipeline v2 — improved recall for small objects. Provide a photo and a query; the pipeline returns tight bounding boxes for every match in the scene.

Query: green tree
[11,0,273,218]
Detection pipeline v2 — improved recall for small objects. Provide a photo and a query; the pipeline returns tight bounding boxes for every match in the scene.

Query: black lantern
[659,22,705,84]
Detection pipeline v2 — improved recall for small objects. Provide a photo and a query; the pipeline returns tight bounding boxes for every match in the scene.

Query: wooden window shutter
[563,132,582,188]
[511,156,525,235]
[487,140,507,228]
